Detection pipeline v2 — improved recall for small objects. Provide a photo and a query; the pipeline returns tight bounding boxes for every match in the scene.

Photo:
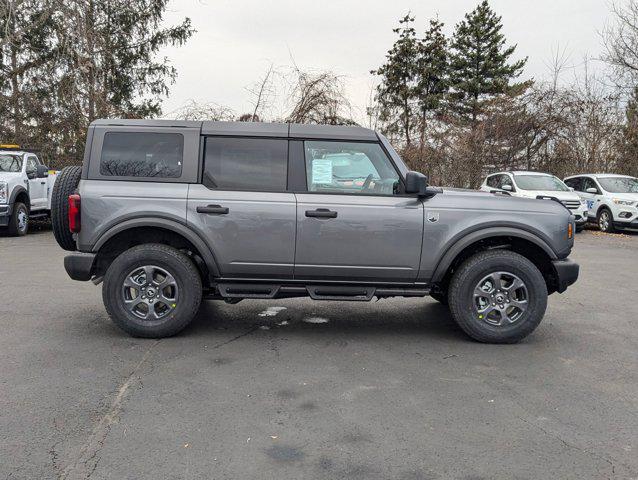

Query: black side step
[217,283,281,299]
[307,285,375,301]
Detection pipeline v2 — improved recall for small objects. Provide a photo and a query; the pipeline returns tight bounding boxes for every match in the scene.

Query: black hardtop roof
[90,119,378,141]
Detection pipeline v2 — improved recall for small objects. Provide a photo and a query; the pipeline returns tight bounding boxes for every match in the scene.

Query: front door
[25,155,47,210]
[187,136,296,278]
[294,140,424,282]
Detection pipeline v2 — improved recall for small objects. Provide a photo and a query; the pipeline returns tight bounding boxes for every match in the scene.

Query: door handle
[305,208,338,219]
[196,204,229,215]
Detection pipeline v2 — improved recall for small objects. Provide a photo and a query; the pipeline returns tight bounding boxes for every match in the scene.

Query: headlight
[0,182,7,204]
[613,198,636,206]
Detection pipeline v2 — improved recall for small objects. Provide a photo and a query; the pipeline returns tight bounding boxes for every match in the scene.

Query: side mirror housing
[405,171,429,195]
[502,184,513,192]
[586,187,598,194]
[36,165,49,178]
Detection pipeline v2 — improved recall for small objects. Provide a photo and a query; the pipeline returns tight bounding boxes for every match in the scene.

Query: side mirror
[36,165,49,178]
[586,187,598,194]
[502,184,513,192]
[405,171,429,195]
[568,187,575,192]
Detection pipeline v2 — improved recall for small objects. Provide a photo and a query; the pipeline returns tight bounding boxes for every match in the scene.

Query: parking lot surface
[1,228,637,480]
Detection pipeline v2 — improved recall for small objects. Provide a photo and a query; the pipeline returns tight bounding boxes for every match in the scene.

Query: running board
[214,283,429,301]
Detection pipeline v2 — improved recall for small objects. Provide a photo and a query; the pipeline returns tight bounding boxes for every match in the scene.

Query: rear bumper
[552,259,579,294]
[64,252,97,281]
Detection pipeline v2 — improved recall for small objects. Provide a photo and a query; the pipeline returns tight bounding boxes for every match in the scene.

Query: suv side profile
[564,174,638,233]
[53,120,579,343]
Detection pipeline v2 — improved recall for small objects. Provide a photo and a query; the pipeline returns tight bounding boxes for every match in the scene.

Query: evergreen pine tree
[371,14,420,145]
[415,18,449,143]
[448,0,527,125]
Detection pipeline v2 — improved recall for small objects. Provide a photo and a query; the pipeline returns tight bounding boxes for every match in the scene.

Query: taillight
[68,194,81,233]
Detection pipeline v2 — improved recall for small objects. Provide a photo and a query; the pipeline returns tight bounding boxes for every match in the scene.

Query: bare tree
[602,0,638,91]
[169,100,235,121]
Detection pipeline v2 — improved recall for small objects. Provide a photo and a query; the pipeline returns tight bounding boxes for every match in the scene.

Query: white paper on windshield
[312,159,333,184]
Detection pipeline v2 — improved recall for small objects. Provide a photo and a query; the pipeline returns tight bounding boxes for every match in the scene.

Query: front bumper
[552,259,580,294]
[614,219,638,230]
[64,252,97,281]
[0,204,10,227]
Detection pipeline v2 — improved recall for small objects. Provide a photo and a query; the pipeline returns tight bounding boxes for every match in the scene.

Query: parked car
[0,145,57,236]
[51,120,579,343]
[479,171,588,232]
[564,174,638,232]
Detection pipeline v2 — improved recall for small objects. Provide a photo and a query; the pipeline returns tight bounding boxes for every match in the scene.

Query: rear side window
[203,137,287,191]
[100,132,184,178]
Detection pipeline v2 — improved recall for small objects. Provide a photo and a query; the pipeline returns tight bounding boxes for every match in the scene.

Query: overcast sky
[159,0,613,122]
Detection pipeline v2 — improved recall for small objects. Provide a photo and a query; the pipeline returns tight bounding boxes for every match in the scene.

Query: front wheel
[8,202,29,236]
[103,244,202,338]
[597,208,615,233]
[448,250,548,344]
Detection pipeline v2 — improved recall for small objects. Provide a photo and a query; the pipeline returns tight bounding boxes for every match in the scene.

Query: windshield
[514,174,569,192]
[0,154,22,173]
[597,177,638,193]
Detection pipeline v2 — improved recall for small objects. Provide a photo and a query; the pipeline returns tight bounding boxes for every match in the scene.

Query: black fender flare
[431,227,558,283]
[9,185,29,209]
[91,217,221,278]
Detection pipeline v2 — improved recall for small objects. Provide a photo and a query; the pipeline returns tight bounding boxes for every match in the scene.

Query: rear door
[294,140,423,282]
[187,136,297,279]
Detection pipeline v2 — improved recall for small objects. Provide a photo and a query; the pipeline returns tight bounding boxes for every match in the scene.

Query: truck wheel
[103,244,202,338]
[7,202,29,236]
[448,250,548,344]
[51,166,82,251]
[597,208,615,233]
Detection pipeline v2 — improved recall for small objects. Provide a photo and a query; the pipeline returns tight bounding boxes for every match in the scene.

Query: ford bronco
[52,120,579,343]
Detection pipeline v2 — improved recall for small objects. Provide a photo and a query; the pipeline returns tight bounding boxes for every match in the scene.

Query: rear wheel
[448,250,548,344]
[597,208,615,233]
[51,166,82,251]
[103,244,202,338]
[7,202,28,236]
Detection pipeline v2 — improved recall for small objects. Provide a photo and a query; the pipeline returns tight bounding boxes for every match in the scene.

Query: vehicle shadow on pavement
[179,298,467,342]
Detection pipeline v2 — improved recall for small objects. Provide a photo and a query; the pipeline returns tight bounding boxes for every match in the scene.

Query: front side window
[203,137,287,191]
[597,177,638,193]
[564,177,581,190]
[100,132,184,178]
[514,174,569,192]
[500,175,514,190]
[583,178,600,193]
[486,175,499,188]
[0,154,22,172]
[26,157,38,175]
[304,141,400,195]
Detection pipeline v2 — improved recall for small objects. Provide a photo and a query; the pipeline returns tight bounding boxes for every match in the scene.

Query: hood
[0,171,22,182]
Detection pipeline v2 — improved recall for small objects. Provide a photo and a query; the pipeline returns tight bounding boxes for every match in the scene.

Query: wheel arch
[10,186,30,210]
[92,218,220,284]
[431,227,560,294]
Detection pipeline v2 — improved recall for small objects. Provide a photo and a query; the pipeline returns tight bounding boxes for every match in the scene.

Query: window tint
[486,175,499,188]
[499,174,514,189]
[564,177,581,190]
[304,141,400,195]
[100,132,183,178]
[203,137,287,191]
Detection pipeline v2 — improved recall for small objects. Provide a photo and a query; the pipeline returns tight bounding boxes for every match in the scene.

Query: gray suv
[53,119,579,343]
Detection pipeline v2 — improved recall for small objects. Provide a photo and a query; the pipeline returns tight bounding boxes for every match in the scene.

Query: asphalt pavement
[1,227,637,479]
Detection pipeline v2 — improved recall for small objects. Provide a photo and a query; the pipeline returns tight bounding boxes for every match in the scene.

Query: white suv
[564,174,638,232]
[480,171,589,231]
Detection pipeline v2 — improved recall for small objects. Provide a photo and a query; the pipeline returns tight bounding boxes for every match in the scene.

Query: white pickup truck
[0,146,58,236]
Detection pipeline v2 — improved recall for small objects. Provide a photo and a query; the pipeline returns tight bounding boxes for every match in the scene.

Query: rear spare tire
[52,166,82,251]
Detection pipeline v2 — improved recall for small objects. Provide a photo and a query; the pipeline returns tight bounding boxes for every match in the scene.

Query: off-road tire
[103,244,202,338]
[7,202,28,236]
[448,250,548,344]
[51,166,82,251]
[597,207,615,233]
